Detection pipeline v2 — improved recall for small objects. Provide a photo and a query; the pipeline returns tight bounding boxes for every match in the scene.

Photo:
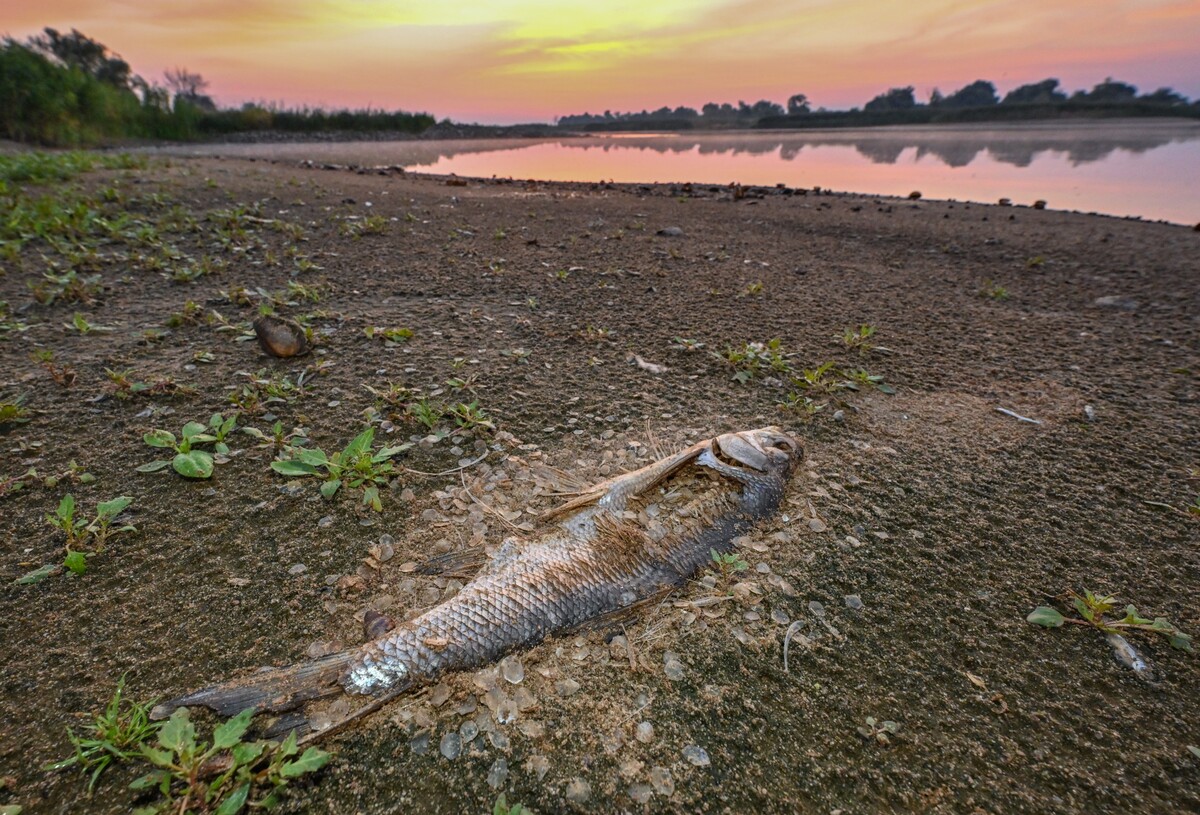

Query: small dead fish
[154,427,803,723]
[254,315,310,358]
[1106,632,1154,681]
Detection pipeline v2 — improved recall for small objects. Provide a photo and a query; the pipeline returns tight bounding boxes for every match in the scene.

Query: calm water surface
[156,120,1200,224]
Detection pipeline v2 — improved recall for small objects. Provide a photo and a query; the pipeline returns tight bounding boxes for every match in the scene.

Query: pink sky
[4,0,1199,123]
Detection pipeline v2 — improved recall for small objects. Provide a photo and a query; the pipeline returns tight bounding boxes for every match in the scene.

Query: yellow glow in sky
[5,0,1199,123]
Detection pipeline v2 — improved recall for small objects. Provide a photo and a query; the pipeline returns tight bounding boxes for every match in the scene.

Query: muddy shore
[1,156,1197,814]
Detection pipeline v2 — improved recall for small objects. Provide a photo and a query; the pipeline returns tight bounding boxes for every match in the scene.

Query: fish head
[714,426,803,475]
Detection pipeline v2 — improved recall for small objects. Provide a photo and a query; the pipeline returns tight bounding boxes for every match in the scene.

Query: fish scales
[154,427,803,721]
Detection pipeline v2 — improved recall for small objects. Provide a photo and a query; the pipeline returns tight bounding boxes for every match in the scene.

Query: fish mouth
[712,426,803,473]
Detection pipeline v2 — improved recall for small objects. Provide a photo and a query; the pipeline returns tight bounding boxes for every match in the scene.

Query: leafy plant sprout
[981,280,1010,300]
[447,400,496,434]
[710,548,748,579]
[270,426,412,511]
[857,717,900,745]
[0,393,33,427]
[46,675,162,793]
[44,494,136,576]
[670,337,705,352]
[1028,588,1193,652]
[840,324,877,354]
[139,421,227,478]
[130,707,329,814]
[405,397,444,431]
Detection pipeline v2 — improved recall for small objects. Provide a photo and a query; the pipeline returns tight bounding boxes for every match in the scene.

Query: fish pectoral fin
[543,440,710,518]
[417,545,488,578]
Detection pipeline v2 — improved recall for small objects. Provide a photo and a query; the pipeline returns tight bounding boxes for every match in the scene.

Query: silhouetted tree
[29,27,132,89]
[864,86,916,112]
[929,88,944,106]
[1141,87,1188,106]
[940,80,998,108]
[1082,78,1138,103]
[164,68,215,110]
[787,93,810,115]
[1001,79,1067,105]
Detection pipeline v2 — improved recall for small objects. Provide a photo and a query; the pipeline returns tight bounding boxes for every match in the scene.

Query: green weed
[46,676,161,793]
[131,707,329,814]
[270,426,411,511]
[138,418,233,479]
[1028,589,1193,652]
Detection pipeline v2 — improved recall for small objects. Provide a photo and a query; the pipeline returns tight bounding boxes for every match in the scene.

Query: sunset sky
[5,0,1200,123]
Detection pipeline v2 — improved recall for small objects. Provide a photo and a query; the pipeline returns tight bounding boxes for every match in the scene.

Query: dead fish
[153,427,803,722]
[253,315,310,358]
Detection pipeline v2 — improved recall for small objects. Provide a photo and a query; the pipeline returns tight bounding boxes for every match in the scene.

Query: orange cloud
[3,0,1198,122]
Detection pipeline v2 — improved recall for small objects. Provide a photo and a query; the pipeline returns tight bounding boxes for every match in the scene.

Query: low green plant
[405,397,444,431]
[363,325,413,345]
[341,214,388,238]
[447,400,495,434]
[788,361,841,394]
[739,281,764,297]
[131,707,329,814]
[493,794,532,815]
[28,269,103,306]
[105,369,192,401]
[47,676,161,793]
[41,494,135,577]
[710,549,748,579]
[778,394,826,418]
[242,420,306,451]
[138,420,227,478]
[715,339,792,383]
[1028,589,1193,652]
[165,300,204,327]
[0,394,32,427]
[981,280,1010,300]
[839,369,897,394]
[857,716,900,745]
[64,312,113,335]
[270,427,411,511]
[840,324,877,354]
[670,337,705,352]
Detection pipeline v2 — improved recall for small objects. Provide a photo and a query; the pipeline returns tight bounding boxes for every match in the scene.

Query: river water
[153,119,1200,224]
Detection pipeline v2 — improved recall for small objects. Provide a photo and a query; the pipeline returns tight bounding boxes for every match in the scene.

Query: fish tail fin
[150,650,356,720]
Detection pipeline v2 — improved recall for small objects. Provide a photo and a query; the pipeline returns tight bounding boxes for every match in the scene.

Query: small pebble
[682,744,710,767]
[565,778,592,803]
[526,754,550,780]
[518,720,545,738]
[500,655,525,684]
[629,783,653,804]
[439,732,461,760]
[409,731,431,755]
[487,758,508,789]
[287,563,307,576]
[845,594,864,610]
[649,766,675,796]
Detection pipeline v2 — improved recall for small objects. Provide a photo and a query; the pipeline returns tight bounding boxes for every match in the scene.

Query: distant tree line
[0,27,436,146]
[559,78,1199,131]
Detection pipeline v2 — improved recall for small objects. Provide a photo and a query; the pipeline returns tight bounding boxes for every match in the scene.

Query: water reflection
[361,122,1199,171]
[151,120,1200,223]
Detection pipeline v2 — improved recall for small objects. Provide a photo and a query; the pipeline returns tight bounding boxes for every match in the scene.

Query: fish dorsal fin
[542,439,710,519]
[531,462,590,495]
